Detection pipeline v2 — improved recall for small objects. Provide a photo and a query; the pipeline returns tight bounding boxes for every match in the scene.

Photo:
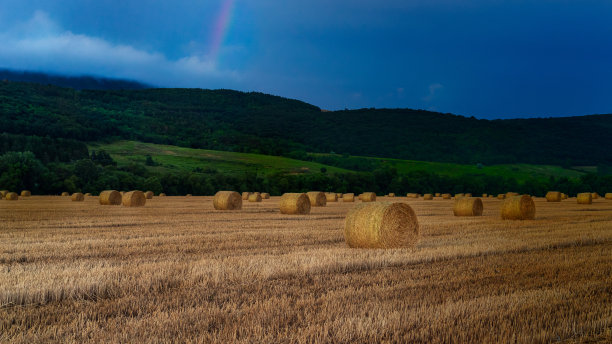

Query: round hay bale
[435,193,441,197]
[358,193,364,201]
[0,190,8,198]
[122,191,146,207]
[454,193,465,199]
[159,193,166,197]
[5,192,18,201]
[325,193,338,202]
[280,193,311,215]
[577,193,592,205]
[361,192,376,202]
[506,192,519,198]
[497,194,506,200]
[242,192,252,200]
[84,193,92,197]
[464,193,472,197]
[501,195,536,220]
[453,197,483,216]
[248,193,262,202]
[61,192,70,196]
[605,193,612,200]
[561,193,568,200]
[591,192,599,199]
[343,193,355,202]
[441,193,452,200]
[71,193,84,202]
[423,193,433,200]
[99,190,122,205]
[144,191,154,199]
[261,193,270,199]
[20,190,31,197]
[213,191,242,210]
[406,193,419,198]
[545,191,562,202]
[344,202,419,249]
[186,194,192,197]
[336,193,342,199]
[306,191,326,206]
[388,193,395,197]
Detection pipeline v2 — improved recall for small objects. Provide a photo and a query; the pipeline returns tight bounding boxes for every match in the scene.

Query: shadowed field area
[1,196,611,343]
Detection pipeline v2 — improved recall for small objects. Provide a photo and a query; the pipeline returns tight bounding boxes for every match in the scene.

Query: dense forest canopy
[1,81,610,166]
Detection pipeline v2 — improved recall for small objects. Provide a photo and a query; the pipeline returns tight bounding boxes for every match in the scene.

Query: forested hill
[1,80,611,166]
[0,69,149,90]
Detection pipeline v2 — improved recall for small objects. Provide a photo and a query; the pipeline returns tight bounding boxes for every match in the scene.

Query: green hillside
[89,141,349,175]
[93,141,585,183]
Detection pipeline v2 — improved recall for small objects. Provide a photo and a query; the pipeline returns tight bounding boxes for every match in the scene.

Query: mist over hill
[0,69,150,91]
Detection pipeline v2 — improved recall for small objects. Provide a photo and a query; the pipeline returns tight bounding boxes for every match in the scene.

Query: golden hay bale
[453,197,483,216]
[336,193,343,199]
[71,193,84,202]
[261,193,270,199]
[506,192,519,198]
[545,191,562,202]
[435,193,441,197]
[122,191,146,207]
[482,193,488,198]
[20,190,31,197]
[213,191,242,210]
[455,193,465,199]
[144,191,154,199]
[464,193,472,197]
[605,193,612,200]
[326,193,338,202]
[577,193,592,205]
[159,193,166,197]
[5,192,18,201]
[84,193,92,197]
[591,192,599,199]
[358,193,364,201]
[501,195,536,220]
[441,193,452,200]
[343,193,355,202]
[388,193,395,197]
[99,190,122,205]
[344,202,419,249]
[306,191,327,207]
[406,193,419,198]
[280,193,311,214]
[561,193,568,200]
[61,192,70,196]
[242,192,251,200]
[0,190,8,198]
[186,194,192,197]
[423,194,433,200]
[120,191,125,195]
[497,194,506,200]
[361,192,376,202]
[248,193,262,202]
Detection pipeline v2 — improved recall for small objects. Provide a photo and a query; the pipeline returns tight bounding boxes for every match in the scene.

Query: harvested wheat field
[1,195,611,343]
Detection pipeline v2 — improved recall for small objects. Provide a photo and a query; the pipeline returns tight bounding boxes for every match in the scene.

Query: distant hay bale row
[423,194,433,200]
[145,191,154,199]
[577,193,592,205]
[455,193,464,199]
[442,193,451,200]
[99,190,122,205]
[214,191,242,210]
[122,191,146,207]
[435,193,441,197]
[261,193,270,199]
[307,191,326,207]
[361,192,376,202]
[591,192,600,199]
[497,194,506,200]
[0,190,8,198]
[344,202,419,248]
[242,192,252,200]
[280,193,311,214]
[20,190,31,197]
[5,192,18,201]
[606,193,612,200]
[453,197,483,217]
[159,193,166,197]
[388,193,395,197]
[326,193,338,202]
[343,193,355,202]
[501,195,535,220]
[61,192,70,196]
[71,193,84,202]
[406,193,419,198]
[545,191,562,202]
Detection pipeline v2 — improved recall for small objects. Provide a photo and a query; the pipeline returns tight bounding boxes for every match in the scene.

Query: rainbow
[209,0,235,58]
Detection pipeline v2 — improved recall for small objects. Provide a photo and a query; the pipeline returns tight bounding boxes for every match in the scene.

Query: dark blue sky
[1,1,611,118]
